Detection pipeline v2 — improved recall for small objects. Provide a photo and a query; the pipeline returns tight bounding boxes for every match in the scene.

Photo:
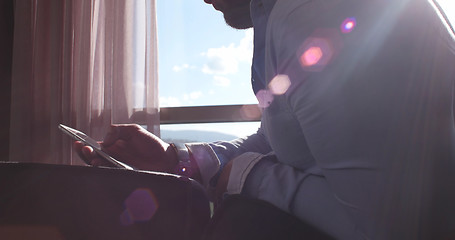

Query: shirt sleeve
[241,156,356,239]
[185,125,273,190]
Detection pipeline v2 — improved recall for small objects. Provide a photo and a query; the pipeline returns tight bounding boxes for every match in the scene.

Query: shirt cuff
[226,152,265,195]
[185,143,220,188]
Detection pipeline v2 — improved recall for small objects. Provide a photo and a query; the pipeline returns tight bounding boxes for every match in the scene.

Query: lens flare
[298,37,333,72]
[239,105,262,120]
[341,17,356,33]
[120,188,159,226]
[297,29,343,72]
[269,75,291,95]
[300,47,323,67]
[256,89,274,108]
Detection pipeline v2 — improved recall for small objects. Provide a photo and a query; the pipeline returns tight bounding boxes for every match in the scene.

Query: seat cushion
[0,162,210,240]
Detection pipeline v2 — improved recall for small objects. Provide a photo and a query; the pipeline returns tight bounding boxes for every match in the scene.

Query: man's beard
[222,3,253,29]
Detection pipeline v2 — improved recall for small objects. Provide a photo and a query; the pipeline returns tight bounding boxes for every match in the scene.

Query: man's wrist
[170,143,202,182]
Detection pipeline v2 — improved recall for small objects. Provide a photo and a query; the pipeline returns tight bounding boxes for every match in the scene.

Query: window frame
[132,104,261,125]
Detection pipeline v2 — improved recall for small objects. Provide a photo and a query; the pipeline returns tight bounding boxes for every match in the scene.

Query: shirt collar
[251,0,277,15]
[249,0,277,93]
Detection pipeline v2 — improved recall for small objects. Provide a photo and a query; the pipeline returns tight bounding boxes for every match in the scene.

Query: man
[77,0,455,239]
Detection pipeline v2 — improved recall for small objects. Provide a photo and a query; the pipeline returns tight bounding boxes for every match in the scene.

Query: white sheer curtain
[10,0,159,165]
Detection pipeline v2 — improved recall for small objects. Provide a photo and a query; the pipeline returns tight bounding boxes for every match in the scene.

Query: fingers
[73,141,112,167]
[73,141,92,165]
[101,139,131,161]
[102,124,143,147]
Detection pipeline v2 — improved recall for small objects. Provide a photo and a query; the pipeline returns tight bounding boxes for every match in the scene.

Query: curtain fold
[10,0,159,165]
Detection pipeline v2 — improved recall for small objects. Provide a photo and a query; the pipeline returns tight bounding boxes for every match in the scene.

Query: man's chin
[224,14,253,29]
[222,4,253,29]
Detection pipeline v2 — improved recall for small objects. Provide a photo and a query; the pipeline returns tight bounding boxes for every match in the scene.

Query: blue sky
[157,0,258,108]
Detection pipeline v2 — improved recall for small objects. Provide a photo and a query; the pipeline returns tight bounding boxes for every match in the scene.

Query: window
[157,0,257,107]
[156,0,260,142]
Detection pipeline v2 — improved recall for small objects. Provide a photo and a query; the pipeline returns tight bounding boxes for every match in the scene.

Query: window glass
[160,122,260,143]
[156,0,260,141]
[156,0,258,107]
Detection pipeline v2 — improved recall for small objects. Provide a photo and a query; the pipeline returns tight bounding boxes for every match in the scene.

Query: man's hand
[74,124,178,173]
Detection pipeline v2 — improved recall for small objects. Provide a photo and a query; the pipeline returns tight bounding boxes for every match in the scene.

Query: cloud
[172,64,195,72]
[213,76,231,87]
[201,45,239,75]
[159,97,181,107]
[201,29,253,75]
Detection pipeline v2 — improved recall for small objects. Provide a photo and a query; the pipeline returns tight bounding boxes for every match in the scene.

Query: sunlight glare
[436,0,455,26]
[120,188,159,226]
[239,105,262,120]
[300,47,324,67]
[269,75,291,95]
[297,35,339,72]
[340,17,357,33]
[256,90,274,108]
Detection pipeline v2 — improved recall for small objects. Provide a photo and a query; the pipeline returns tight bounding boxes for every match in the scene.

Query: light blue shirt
[208,0,455,239]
